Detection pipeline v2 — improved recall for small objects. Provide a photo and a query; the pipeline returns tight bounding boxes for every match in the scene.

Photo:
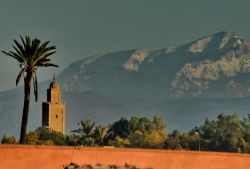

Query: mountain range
[1,31,250,137]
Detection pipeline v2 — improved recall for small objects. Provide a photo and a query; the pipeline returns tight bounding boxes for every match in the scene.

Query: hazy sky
[1,0,250,91]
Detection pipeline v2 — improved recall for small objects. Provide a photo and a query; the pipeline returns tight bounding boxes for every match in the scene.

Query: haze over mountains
[1,31,250,137]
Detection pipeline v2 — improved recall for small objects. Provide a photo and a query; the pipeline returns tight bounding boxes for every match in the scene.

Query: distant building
[42,78,65,134]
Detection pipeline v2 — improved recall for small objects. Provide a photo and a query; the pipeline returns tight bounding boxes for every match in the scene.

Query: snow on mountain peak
[122,48,150,71]
[171,53,250,96]
[187,36,212,53]
[165,47,176,54]
[61,31,250,97]
[186,31,248,53]
[219,32,236,49]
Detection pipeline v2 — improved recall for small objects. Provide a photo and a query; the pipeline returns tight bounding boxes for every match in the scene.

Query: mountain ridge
[1,31,250,137]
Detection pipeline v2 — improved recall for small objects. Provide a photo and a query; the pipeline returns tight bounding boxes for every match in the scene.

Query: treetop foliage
[3,113,250,153]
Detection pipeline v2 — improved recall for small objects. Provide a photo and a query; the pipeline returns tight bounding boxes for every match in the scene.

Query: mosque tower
[42,77,65,134]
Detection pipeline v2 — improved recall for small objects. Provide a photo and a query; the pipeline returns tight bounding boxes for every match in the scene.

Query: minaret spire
[53,74,56,81]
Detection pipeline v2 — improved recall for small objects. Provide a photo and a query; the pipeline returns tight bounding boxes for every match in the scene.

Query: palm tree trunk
[19,71,33,144]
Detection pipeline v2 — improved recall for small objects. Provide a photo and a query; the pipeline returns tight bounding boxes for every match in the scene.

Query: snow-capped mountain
[1,31,250,137]
[59,31,250,98]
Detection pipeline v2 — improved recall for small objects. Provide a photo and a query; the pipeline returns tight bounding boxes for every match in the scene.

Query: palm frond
[2,51,23,63]
[39,41,50,50]
[17,36,32,65]
[30,39,41,61]
[31,40,56,66]
[40,51,56,59]
[25,36,31,48]
[36,62,59,67]
[16,68,26,86]
[33,51,56,66]
[14,39,25,56]
[12,45,23,57]
[20,36,26,49]
[71,129,84,135]
[45,45,56,51]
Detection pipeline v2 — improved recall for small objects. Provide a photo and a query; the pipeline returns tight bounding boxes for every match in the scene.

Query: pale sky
[1,0,250,91]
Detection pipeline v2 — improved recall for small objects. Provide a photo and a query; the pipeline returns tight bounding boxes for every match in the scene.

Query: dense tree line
[68,116,167,149]
[2,113,250,153]
[166,113,250,153]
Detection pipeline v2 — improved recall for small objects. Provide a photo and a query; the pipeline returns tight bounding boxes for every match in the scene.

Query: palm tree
[71,119,96,146]
[94,125,109,146]
[72,119,96,136]
[2,36,58,144]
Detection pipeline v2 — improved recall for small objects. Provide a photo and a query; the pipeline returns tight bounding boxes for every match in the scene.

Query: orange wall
[1,145,250,169]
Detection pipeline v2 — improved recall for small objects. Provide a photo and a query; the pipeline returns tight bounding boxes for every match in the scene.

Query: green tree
[108,136,130,147]
[152,116,166,131]
[242,114,250,142]
[25,127,66,145]
[179,133,200,150]
[110,117,130,138]
[142,130,168,148]
[241,114,250,152]
[128,117,153,134]
[192,113,244,152]
[215,113,243,152]
[128,116,168,148]
[72,119,96,146]
[2,36,57,144]
[36,127,66,145]
[26,131,40,145]
[94,125,110,146]
[165,130,183,150]
[66,134,79,146]
[1,135,17,144]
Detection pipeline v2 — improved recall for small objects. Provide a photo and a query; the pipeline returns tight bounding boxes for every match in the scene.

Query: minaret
[42,77,65,134]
